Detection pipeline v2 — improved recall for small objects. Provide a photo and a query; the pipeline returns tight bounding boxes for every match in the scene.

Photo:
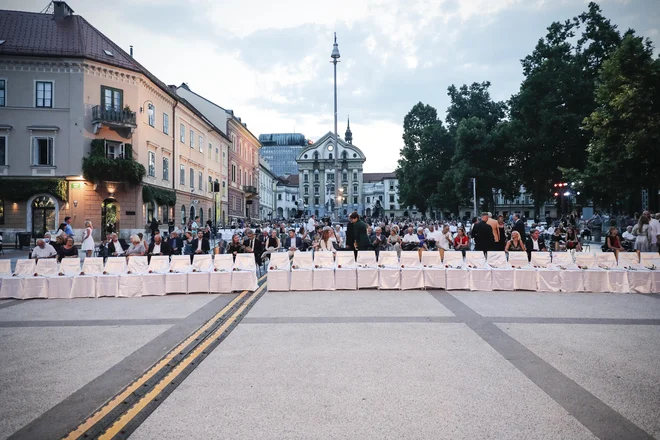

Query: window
[199,135,203,153]
[244,171,247,185]
[304,186,309,195]
[0,79,5,107]
[0,198,4,225]
[314,186,319,194]
[278,194,282,200]
[390,205,395,210]
[163,113,169,134]
[314,197,319,205]
[379,195,383,201]
[190,130,194,148]
[304,197,309,205]
[389,194,394,202]
[367,197,370,203]
[353,185,358,193]
[0,136,6,165]
[342,171,348,182]
[329,153,333,160]
[215,147,219,162]
[208,176,212,192]
[292,195,296,201]
[353,197,358,205]
[100,86,122,111]
[148,104,155,127]
[208,143,212,159]
[198,171,203,190]
[189,168,194,188]
[303,174,309,183]
[31,137,54,166]
[36,81,53,108]
[180,124,185,143]
[181,205,187,224]
[105,141,124,159]
[163,157,170,181]
[162,205,169,224]
[353,171,358,181]
[231,164,236,182]
[148,151,156,177]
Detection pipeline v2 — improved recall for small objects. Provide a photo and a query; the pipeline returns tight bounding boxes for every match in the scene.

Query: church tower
[345,116,353,145]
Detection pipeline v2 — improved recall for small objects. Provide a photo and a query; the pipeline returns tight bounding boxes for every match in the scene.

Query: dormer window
[103,49,114,57]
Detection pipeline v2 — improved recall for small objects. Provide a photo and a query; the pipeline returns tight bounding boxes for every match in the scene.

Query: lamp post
[331,33,341,221]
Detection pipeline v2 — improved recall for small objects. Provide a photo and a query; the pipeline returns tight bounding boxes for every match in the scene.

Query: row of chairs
[267,250,660,293]
[0,254,258,300]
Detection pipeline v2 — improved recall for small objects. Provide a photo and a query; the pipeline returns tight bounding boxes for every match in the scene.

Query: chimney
[52,1,74,20]
[130,45,133,57]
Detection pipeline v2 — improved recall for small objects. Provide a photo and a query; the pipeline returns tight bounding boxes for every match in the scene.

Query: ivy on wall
[0,178,68,202]
[82,139,145,186]
[142,185,176,207]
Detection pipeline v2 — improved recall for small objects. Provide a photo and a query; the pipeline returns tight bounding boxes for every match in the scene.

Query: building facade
[0,3,230,242]
[274,175,300,220]
[296,132,365,219]
[258,133,308,176]
[362,173,406,218]
[259,158,276,220]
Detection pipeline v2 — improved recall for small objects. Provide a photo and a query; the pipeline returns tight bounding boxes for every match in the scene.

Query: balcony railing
[92,105,137,128]
[244,185,258,195]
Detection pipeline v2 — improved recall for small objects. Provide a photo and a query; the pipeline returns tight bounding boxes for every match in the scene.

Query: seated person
[226,234,246,261]
[318,227,337,253]
[622,226,636,243]
[416,227,429,251]
[242,229,264,266]
[32,238,58,260]
[550,227,565,251]
[388,227,402,257]
[525,229,548,258]
[167,231,183,255]
[56,237,79,262]
[402,227,420,251]
[125,235,146,257]
[191,231,211,255]
[605,227,625,253]
[565,226,582,252]
[284,229,303,258]
[453,228,470,252]
[371,227,388,252]
[108,233,128,256]
[147,233,171,257]
[505,231,527,252]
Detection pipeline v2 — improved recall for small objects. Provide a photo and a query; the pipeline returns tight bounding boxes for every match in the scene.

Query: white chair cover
[357,251,378,289]
[421,252,445,290]
[335,252,357,290]
[72,257,103,298]
[210,254,234,293]
[188,254,213,293]
[443,252,468,291]
[166,255,192,294]
[532,253,560,292]
[15,259,36,276]
[95,257,124,298]
[575,253,608,293]
[596,253,629,293]
[47,258,80,299]
[552,252,584,292]
[377,251,400,290]
[488,252,513,291]
[466,251,491,291]
[400,251,424,290]
[21,259,57,299]
[508,252,536,291]
[312,252,336,291]
[0,260,10,275]
[640,253,660,293]
[142,256,169,296]
[618,252,642,269]
[290,251,314,291]
[35,259,59,276]
[232,253,258,292]
[267,252,291,292]
[118,256,148,298]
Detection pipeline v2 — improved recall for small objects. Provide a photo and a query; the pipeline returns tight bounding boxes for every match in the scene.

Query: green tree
[582,32,660,211]
[509,2,621,216]
[396,102,453,215]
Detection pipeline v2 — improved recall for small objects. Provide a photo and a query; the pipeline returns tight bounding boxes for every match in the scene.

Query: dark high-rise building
[258,133,308,177]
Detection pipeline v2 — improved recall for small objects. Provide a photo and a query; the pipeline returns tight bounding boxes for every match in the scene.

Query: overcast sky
[6,0,660,172]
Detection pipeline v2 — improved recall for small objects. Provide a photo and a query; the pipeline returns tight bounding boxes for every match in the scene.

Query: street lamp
[331,33,341,221]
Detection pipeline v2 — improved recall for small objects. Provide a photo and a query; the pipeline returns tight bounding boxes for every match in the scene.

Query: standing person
[496,215,506,251]
[64,216,74,238]
[645,211,660,252]
[633,215,651,252]
[486,212,500,251]
[471,213,494,252]
[307,215,316,234]
[349,212,370,251]
[150,217,159,240]
[191,216,200,234]
[512,213,526,243]
[81,220,95,257]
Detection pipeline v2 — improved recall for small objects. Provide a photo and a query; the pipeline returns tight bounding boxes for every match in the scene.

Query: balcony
[244,185,258,197]
[92,105,137,138]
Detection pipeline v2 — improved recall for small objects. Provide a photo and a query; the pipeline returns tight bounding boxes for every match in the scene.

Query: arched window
[341,151,347,159]
[200,207,204,224]
[328,153,333,160]
[0,198,4,225]
[32,196,56,237]
[181,205,186,224]
[208,207,212,224]
[190,205,195,221]
[313,151,319,160]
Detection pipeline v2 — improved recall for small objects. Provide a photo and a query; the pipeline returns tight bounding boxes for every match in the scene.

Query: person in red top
[605,226,624,252]
[453,227,470,251]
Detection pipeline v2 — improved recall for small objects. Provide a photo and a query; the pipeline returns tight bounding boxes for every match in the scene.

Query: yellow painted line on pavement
[65,276,265,439]
[99,282,267,439]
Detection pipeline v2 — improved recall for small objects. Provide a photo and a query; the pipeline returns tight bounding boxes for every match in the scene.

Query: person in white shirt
[32,239,58,259]
[426,225,442,249]
[646,211,660,252]
[437,225,453,251]
[622,226,636,243]
[307,215,316,233]
[402,227,420,250]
